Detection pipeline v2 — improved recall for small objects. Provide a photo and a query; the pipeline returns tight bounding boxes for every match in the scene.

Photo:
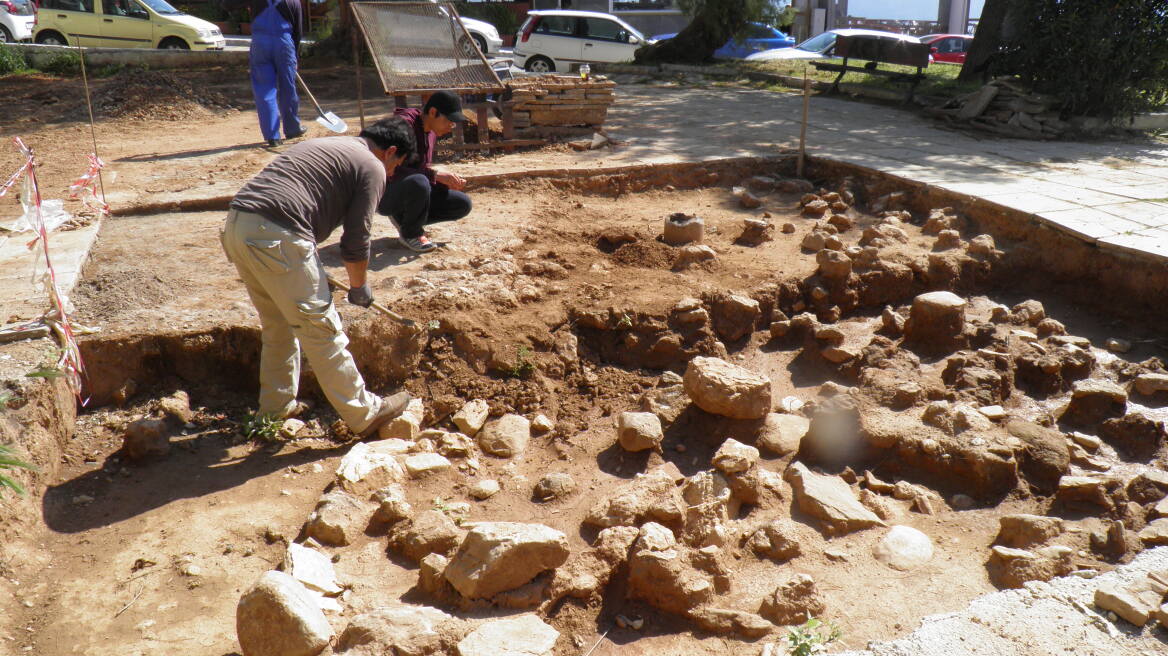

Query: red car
[918,33,973,64]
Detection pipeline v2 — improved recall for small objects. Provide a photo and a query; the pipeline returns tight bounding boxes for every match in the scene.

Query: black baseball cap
[423,90,467,123]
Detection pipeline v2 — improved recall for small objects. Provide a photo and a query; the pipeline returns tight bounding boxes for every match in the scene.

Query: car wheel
[472,34,487,55]
[159,37,189,50]
[36,31,66,46]
[0,26,12,44]
[457,35,476,57]
[525,55,554,74]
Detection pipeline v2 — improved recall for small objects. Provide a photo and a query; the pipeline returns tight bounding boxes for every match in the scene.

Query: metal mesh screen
[352,1,503,94]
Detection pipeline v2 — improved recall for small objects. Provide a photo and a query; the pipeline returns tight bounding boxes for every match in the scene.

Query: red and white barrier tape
[4,137,89,402]
[67,153,109,216]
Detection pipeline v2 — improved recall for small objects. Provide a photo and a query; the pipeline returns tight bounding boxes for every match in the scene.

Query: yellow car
[34,0,224,50]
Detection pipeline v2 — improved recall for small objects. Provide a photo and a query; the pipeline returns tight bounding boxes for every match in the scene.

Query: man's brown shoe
[358,391,413,438]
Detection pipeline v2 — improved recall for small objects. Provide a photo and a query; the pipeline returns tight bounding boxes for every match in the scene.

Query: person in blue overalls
[223,0,305,147]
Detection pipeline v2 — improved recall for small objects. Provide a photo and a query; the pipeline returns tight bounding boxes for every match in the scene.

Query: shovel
[326,275,416,330]
[296,72,348,134]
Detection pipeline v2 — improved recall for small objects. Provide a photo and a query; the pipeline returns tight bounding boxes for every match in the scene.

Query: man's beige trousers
[220,209,381,433]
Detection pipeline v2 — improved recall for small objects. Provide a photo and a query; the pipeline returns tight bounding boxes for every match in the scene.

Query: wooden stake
[352,11,365,130]
[797,67,810,178]
[75,40,107,208]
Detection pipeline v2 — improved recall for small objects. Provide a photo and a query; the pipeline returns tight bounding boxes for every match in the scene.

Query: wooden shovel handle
[326,276,417,329]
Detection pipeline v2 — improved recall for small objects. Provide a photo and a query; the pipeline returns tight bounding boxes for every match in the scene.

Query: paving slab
[0,220,102,322]
[832,547,1168,656]
[1034,208,1141,243]
[1100,228,1168,259]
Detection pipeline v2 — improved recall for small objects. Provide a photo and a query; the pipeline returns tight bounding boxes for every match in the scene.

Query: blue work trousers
[250,33,302,141]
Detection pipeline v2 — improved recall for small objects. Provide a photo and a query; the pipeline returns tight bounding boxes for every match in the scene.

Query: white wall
[848,0,983,20]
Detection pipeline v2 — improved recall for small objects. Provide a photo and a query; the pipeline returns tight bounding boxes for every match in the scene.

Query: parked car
[33,0,224,50]
[514,9,652,73]
[650,22,794,59]
[917,33,973,64]
[0,0,35,42]
[745,28,919,61]
[458,15,503,57]
[381,1,502,57]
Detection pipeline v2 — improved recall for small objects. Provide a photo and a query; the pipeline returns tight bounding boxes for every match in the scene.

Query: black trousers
[379,173,472,239]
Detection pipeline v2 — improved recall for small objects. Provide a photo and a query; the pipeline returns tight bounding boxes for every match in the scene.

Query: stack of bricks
[506,75,617,132]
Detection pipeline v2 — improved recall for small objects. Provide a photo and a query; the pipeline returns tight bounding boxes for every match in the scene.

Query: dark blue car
[651,22,796,59]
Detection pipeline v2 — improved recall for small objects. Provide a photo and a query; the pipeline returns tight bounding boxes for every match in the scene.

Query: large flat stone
[456,615,559,656]
[444,522,569,599]
[784,462,885,536]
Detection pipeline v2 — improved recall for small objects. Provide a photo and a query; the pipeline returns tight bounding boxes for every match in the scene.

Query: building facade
[530,0,687,36]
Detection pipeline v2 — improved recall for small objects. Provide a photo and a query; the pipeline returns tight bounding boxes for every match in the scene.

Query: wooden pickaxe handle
[326,275,417,329]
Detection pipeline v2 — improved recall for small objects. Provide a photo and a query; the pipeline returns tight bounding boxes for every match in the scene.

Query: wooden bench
[811,34,931,104]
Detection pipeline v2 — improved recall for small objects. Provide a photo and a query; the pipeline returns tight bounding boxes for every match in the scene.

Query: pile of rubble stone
[924,77,1070,140]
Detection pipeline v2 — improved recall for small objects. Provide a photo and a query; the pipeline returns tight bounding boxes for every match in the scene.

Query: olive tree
[961,0,1168,120]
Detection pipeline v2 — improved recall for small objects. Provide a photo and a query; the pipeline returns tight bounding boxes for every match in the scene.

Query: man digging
[221,117,415,438]
[381,90,474,253]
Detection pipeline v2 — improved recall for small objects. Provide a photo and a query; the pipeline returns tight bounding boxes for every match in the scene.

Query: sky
[849,0,985,21]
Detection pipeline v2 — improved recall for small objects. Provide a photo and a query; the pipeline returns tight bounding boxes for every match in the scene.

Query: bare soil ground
[1,67,1166,656]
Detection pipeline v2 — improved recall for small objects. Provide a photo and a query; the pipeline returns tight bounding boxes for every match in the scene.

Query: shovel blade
[316,112,348,134]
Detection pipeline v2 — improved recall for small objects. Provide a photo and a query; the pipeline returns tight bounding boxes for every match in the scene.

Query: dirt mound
[611,240,676,269]
[90,70,237,120]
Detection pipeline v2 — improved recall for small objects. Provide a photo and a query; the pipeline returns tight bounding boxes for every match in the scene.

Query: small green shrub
[25,364,64,379]
[497,345,535,379]
[0,43,28,76]
[94,63,128,77]
[786,617,841,656]
[242,413,282,442]
[40,51,82,77]
[0,444,37,497]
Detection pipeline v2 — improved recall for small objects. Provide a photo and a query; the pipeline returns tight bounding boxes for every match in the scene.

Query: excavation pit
[3,157,1168,656]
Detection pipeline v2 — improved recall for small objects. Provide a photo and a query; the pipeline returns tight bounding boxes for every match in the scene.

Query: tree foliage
[634,0,778,64]
[969,0,1168,119]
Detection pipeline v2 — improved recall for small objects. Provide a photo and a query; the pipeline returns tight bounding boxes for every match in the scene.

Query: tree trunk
[958,0,1010,82]
[309,0,356,59]
[634,0,753,64]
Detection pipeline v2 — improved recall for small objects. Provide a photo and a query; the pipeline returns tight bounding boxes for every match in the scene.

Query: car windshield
[795,31,836,53]
[744,24,773,39]
[138,0,180,14]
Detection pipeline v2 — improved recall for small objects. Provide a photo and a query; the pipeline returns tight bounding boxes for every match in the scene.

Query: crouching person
[381,90,473,253]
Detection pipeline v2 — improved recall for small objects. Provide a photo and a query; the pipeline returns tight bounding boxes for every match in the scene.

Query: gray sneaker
[400,234,437,253]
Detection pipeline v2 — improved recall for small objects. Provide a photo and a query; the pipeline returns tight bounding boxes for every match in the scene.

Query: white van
[514,9,651,73]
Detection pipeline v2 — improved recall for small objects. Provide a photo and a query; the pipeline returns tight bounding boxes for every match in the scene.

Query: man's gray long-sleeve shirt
[231,137,385,262]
